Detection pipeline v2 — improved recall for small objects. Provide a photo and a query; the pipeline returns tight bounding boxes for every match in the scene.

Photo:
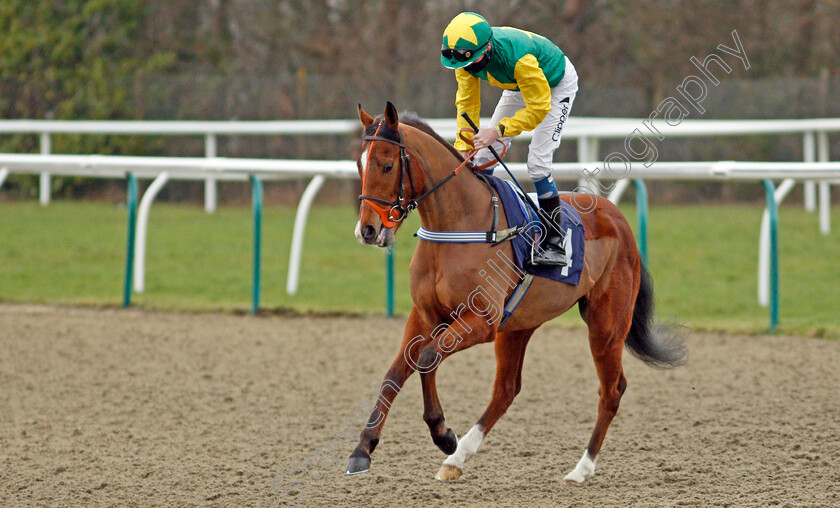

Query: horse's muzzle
[361,224,377,243]
[355,221,395,248]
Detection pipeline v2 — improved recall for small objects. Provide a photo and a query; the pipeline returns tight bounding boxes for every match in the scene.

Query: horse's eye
[383,162,394,173]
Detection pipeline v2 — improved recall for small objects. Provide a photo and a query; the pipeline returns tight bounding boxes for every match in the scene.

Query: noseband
[358,121,469,228]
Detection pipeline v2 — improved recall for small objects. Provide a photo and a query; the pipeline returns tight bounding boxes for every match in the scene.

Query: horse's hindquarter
[500,237,617,330]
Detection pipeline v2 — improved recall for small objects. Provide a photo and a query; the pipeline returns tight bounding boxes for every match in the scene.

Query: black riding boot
[532,195,567,266]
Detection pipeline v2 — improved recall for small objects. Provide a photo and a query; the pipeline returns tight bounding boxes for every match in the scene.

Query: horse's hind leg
[435,328,536,481]
[564,284,635,483]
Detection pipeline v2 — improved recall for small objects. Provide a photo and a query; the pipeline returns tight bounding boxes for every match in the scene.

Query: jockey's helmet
[440,12,492,70]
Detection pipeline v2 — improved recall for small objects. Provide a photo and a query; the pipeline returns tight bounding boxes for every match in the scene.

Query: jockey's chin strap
[359,121,475,228]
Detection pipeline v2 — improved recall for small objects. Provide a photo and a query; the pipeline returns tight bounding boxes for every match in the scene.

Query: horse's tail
[624,262,688,368]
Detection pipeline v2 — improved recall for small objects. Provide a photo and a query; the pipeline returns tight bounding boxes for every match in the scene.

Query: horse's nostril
[362,225,376,241]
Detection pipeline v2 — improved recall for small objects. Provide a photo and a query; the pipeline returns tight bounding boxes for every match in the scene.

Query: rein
[359,121,472,228]
[358,120,521,245]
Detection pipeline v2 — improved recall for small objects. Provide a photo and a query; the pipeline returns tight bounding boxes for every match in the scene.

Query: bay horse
[348,102,686,483]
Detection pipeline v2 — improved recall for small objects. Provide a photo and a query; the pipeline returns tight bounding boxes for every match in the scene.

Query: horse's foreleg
[414,310,499,460]
[345,307,428,475]
[436,328,535,481]
[420,370,458,455]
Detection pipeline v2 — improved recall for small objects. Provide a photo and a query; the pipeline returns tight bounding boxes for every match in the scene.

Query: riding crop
[460,112,541,216]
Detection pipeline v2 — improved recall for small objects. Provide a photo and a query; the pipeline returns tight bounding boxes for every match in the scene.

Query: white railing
[1,154,838,305]
[3,116,837,214]
[4,153,840,180]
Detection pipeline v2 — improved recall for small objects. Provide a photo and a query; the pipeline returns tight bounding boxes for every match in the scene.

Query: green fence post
[251,175,263,315]
[123,173,138,307]
[386,244,395,317]
[762,179,780,332]
[633,179,649,265]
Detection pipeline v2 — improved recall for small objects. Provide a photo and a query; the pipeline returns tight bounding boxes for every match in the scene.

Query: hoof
[344,455,371,475]
[435,464,462,482]
[563,450,596,484]
[432,427,458,455]
[563,470,588,484]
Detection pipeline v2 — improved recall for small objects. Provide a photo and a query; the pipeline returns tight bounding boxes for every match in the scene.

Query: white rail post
[0,167,8,189]
[758,178,795,307]
[817,131,830,234]
[39,133,51,205]
[134,172,170,293]
[588,137,600,165]
[286,175,325,295]
[204,133,217,213]
[577,137,593,194]
[803,131,816,211]
[607,178,630,204]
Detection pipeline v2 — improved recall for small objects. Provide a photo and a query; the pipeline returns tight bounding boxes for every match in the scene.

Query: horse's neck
[405,130,492,232]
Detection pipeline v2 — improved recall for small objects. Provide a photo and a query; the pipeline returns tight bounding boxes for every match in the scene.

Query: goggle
[441,44,477,62]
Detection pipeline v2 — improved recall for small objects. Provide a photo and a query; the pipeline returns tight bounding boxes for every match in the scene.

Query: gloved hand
[472,127,501,150]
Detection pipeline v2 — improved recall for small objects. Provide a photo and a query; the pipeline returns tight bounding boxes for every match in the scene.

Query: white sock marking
[443,425,484,470]
[564,449,597,483]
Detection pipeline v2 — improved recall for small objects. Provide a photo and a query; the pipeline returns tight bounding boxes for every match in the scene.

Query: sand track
[1,304,838,507]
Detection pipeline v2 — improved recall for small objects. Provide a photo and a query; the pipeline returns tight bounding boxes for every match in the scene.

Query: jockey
[441,12,578,266]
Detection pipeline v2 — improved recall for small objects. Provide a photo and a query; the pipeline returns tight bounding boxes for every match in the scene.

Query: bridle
[358,121,417,228]
[359,121,470,228]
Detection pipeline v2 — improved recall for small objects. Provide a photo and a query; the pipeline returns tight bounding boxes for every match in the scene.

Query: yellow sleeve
[497,55,551,137]
[454,68,481,151]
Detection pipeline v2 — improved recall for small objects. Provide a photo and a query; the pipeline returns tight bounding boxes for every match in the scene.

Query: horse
[347,101,686,483]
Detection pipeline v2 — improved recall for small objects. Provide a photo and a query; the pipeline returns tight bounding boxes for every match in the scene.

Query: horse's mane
[400,112,465,161]
[363,111,465,162]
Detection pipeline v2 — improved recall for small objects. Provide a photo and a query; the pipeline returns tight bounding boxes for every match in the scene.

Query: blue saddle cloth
[483,175,586,286]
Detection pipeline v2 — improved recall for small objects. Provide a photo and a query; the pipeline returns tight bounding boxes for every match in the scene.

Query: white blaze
[354,220,365,244]
[355,146,371,243]
[360,147,370,177]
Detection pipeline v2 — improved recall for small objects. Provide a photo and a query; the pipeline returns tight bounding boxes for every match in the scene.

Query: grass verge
[0,200,837,337]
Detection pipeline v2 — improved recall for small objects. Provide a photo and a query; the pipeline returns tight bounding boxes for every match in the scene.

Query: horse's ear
[358,104,374,128]
[384,101,399,130]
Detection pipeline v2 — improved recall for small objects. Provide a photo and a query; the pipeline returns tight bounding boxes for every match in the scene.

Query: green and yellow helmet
[440,12,492,70]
